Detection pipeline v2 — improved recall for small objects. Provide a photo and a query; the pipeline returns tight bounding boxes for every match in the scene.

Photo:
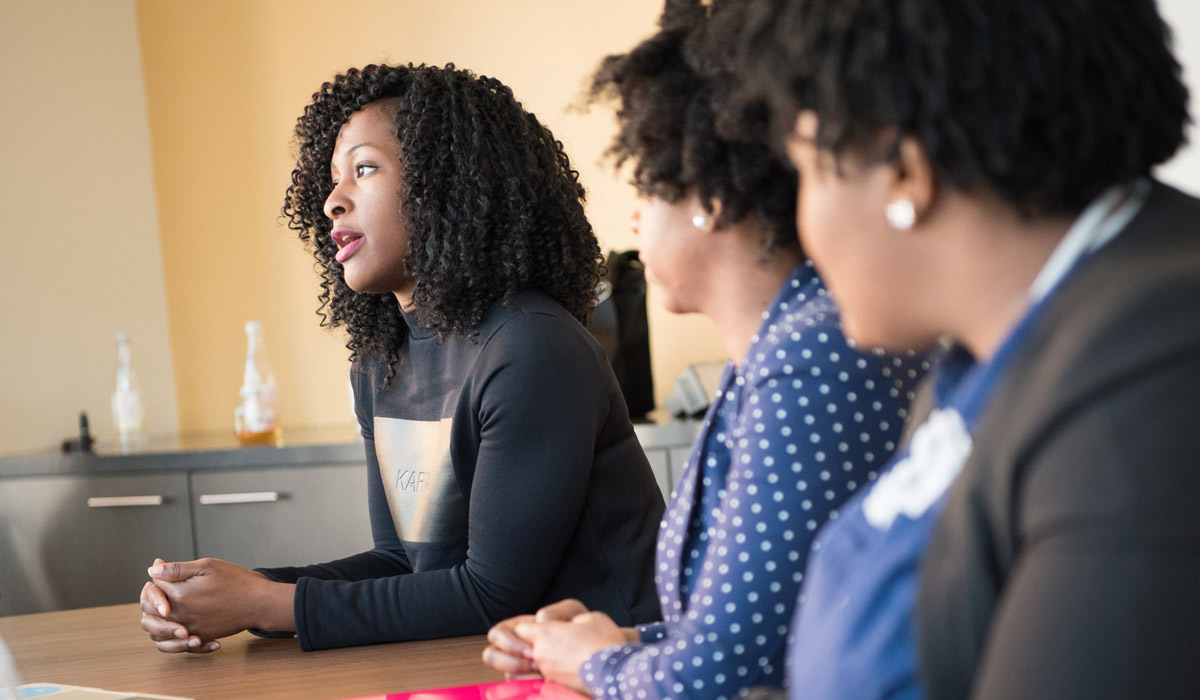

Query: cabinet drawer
[668,447,694,490]
[0,472,193,615]
[643,449,671,499]
[190,464,370,569]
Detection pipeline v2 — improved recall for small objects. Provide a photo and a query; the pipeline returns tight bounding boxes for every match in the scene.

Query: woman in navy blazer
[740,0,1200,698]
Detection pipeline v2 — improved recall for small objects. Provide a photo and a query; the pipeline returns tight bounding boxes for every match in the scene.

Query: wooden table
[0,604,504,699]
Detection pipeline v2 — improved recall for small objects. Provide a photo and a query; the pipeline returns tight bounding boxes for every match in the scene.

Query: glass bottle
[0,631,19,699]
[234,321,281,446]
[111,331,146,450]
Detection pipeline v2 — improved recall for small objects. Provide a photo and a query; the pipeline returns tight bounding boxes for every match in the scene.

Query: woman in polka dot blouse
[480,3,927,698]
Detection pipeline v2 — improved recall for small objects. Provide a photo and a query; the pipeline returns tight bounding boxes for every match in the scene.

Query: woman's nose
[324,183,349,219]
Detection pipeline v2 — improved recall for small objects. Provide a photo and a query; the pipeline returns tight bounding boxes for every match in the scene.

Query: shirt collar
[1028,178,1151,302]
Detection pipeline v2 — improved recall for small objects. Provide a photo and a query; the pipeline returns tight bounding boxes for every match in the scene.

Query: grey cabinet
[0,472,193,615]
[643,450,671,498]
[0,462,371,616]
[640,445,699,498]
[0,421,698,616]
[668,447,694,490]
[190,464,372,569]
[634,421,702,500]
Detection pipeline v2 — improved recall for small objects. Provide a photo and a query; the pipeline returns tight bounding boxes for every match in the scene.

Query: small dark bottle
[62,411,96,453]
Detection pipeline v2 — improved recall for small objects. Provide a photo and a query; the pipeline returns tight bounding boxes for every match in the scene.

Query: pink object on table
[340,678,584,700]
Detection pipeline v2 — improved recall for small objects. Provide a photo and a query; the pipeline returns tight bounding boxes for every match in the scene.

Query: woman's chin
[341,270,386,295]
[342,276,369,293]
[647,281,694,316]
[840,318,926,356]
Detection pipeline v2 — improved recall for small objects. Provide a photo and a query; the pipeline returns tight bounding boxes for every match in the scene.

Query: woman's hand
[483,613,539,675]
[513,608,631,694]
[483,599,591,676]
[145,557,295,646]
[139,558,220,653]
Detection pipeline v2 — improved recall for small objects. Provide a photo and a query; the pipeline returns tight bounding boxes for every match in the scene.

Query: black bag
[591,250,655,422]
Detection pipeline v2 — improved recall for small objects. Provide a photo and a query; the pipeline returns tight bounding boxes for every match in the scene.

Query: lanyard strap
[1029,179,1149,302]
[955,178,1150,423]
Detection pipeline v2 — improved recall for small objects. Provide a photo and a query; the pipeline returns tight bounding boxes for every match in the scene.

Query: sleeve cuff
[581,644,642,698]
[247,628,296,639]
[253,567,296,584]
[245,569,301,641]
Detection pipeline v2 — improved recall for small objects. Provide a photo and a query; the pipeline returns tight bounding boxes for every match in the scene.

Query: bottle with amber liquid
[234,321,281,446]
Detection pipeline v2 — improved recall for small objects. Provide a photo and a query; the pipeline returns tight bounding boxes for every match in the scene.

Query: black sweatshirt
[258,291,664,650]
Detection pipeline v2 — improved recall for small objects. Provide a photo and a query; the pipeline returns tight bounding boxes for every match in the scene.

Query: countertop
[0,419,700,479]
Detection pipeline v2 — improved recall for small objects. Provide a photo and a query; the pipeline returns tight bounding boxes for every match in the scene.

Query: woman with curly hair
[481,2,925,696]
[136,63,665,652]
[739,0,1200,697]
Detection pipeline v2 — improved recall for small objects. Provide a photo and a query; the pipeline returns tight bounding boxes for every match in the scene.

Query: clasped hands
[139,557,295,653]
[482,599,638,695]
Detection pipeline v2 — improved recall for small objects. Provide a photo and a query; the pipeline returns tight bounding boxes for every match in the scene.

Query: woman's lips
[332,230,364,263]
[335,237,363,263]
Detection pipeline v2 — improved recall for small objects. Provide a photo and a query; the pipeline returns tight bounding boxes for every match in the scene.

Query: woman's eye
[354,163,377,178]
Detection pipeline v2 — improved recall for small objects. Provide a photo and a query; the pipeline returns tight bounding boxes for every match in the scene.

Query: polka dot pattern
[580,265,927,699]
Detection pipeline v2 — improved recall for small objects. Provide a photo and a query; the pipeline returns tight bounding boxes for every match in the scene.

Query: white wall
[1156,0,1200,194]
[0,0,179,453]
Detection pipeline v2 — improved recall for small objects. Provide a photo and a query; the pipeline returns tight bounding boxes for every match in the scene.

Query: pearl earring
[885,198,916,230]
[692,214,710,229]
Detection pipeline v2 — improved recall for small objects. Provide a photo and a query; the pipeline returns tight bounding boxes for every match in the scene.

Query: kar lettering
[394,469,430,493]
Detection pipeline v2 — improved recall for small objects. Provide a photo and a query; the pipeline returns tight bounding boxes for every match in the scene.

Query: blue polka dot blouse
[579,263,928,700]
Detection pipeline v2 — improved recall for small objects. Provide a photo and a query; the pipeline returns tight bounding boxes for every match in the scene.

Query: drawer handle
[87,495,165,508]
[199,491,280,505]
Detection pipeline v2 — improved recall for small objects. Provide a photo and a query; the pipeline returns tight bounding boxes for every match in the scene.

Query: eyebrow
[332,142,374,163]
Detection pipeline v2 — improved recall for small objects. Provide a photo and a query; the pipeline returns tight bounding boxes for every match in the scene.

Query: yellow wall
[5,1,1196,450]
[136,0,728,435]
[0,0,179,453]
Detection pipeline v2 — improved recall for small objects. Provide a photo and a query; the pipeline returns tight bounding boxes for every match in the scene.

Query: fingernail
[158,605,167,616]
[187,638,199,647]
[148,566,163,576]
[175,629,187,639]
[209,642,221,651]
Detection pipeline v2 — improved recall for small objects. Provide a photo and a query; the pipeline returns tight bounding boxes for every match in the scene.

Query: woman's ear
[886,136,936,230]
[690,197,722,232]
[705,198,725,231]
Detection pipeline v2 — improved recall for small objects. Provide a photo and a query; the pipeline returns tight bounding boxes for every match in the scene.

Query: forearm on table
[293,564,499,649]
[257,548,409,584]
[251,576,297,633]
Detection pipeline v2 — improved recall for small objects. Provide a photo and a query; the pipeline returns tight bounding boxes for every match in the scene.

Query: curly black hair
[283,63,603,373]
[589,0,799,254]
[739,0,1191,216]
